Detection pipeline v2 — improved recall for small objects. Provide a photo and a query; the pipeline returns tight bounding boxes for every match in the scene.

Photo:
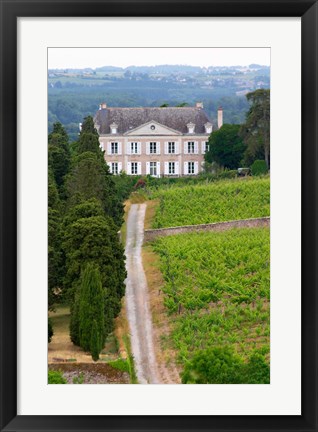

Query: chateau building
[94,102,223,177]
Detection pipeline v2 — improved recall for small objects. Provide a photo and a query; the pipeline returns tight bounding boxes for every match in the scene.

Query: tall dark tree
[240,89,270,167]
[48,170,63,308]
[205,124,246,169]
[71,264,105,360]
[62,201,126,334]
[48,122,71,194]
[67,116,124,227]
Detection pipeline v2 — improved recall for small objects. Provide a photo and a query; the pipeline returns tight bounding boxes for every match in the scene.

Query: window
[150,162,157,176]
[168,142,175,154]
[188,141,195,154]
[205,141,209,153]
[111,162,118,175]
[169,162,175,175]
[111,142,118,154]
[150,142,157,154]
[188,162,195,174]
[131,142,138,154]
[131,162,138,175]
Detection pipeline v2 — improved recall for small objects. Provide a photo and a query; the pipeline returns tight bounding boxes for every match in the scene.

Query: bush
[48,318,54,343]
[181,347,269,384]
[181,346,244,384]
[48,370,66,384]
[251,160,268,176]
[244,352,270,384]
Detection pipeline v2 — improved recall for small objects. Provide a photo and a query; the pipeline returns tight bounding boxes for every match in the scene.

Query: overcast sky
[48,47,270,69]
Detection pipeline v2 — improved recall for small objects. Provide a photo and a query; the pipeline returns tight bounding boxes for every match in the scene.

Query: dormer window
[205,122,212,134]
[110,122,118,134]
[187,122,195,134]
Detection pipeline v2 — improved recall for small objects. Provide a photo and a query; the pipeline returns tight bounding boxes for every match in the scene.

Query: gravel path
[125,204,161,384]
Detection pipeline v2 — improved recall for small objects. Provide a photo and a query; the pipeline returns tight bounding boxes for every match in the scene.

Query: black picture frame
[0,1,317,431]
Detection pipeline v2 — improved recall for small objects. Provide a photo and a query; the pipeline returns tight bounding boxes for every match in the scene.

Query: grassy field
[151,227,270,373]
[149,176,270,228]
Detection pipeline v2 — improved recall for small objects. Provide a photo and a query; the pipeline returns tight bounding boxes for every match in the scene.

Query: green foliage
[65,150,123,228]
[153,228,270,311]
[112,172,140,202]
[81,116,98,135]
[150,177,270,228]
[181,347,269,384]
[90,320,102,361]
[122,335,138,384]
[205,124,246,169]
[73,372,85,384]
[251,160,268,176]
[245,352,270,383]
[48,370,66,384]
[240,89,270,167]
[181,346,244,384]
[62,212,126,314]
[48,172,63,308]
[152,228,270,369]
[48,122,71,192]
[108,358,130,373]
[72,264,105,360]
[48,318,54,343]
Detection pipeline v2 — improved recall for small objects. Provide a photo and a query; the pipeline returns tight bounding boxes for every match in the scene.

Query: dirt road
[125,204,161,384]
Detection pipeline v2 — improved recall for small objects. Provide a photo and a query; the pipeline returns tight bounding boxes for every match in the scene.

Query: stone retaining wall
[144,217,270,242]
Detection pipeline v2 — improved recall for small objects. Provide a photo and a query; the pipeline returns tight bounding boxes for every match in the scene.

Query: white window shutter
[137,162,142,175]
[164,142,168,154]
[194,141,199,154]
[118,142,122,155]
[184,161,188,175]
[164,162,168,175]
[194,161,199,174]
[127,162,131,175]
[138,142,142,155]
[175,161,179,175]
[184,142,188,154]
[157,162,161,177]
[146,162,150,175]
[201,141,206,154]
[107,142,111,155]
[146,142,150,155]
[126,142,131,155]
[107,161,112,172]
[118,162,122,173]
[175,142,179,154]
[157,142,160,155]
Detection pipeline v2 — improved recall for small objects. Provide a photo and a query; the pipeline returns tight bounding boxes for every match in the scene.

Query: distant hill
[48,64,270,141]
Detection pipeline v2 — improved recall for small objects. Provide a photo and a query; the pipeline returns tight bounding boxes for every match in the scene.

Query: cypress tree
[48,122,71,194]
[48,170,63,308]
[90,320,102,362]
[77,264,105,358]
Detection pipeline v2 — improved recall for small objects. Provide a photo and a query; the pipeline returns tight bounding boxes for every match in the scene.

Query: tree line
[48,117,126,361]
[205,89,270,171]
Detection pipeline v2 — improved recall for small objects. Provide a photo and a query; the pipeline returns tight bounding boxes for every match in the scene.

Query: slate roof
[94,106,212,135]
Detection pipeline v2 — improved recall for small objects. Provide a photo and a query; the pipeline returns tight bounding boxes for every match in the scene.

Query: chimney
[217,107,223,129]
[101,102,107,109]
[196,102,203,108]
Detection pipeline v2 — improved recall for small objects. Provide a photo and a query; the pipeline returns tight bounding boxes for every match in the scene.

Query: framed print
[0,0,317,431]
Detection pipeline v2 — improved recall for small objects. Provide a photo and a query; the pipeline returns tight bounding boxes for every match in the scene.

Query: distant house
[94,102,223,177]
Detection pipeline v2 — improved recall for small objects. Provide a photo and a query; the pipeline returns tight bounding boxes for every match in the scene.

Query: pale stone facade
[94,103,223,177]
